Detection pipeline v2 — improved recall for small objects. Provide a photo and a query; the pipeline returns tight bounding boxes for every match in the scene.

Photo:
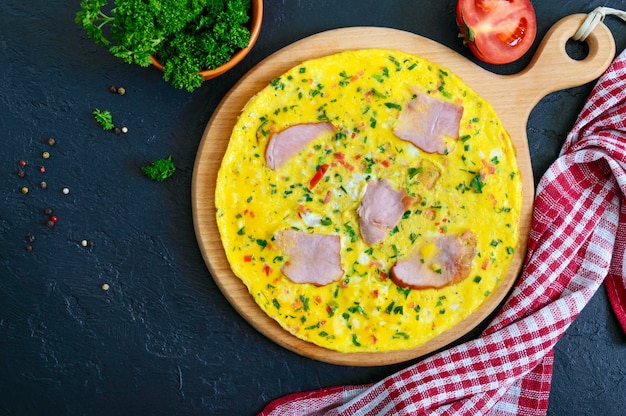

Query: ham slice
[393,91,463,154]
[357,179,416,245]
[265,122,336,170]
[275,229,344,286]
[391,230,477,289]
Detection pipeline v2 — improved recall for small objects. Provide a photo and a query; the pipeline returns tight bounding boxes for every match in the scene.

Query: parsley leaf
[469,172,486,193]
[92,108,114,130]
[141,156,176,181]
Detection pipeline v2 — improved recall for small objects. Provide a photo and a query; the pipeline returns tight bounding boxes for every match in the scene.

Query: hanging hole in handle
[565,38,590,61]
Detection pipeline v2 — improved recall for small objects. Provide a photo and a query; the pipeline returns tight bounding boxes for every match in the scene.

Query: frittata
[215,49,521,352]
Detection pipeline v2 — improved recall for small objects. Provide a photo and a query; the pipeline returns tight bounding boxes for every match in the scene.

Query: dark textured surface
[1,1,626,415]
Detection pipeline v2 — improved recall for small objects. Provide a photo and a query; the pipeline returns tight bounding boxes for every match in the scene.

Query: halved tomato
[456,0,537,65]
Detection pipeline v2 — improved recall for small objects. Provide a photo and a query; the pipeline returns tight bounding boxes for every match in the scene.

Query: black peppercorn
[16,170,25,178]
[47,137,56,146]
[24,244,33,251]
[25,234,35,243]
[109,85,117,93]
[43,207,53,215]
[45,220,55,228]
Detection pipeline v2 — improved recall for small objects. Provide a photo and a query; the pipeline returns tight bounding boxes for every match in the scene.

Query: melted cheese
[216,49,522,352]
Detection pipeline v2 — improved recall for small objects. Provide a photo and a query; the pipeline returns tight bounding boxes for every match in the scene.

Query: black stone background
[2,1,626,415]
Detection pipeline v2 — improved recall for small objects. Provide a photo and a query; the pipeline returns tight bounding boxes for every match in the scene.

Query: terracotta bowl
[150,0,263,80]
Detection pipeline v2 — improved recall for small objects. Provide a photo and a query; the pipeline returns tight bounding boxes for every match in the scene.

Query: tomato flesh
[456,0,537,65]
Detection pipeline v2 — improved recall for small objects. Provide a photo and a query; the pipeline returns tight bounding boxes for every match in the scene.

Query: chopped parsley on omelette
[216,49,522,353]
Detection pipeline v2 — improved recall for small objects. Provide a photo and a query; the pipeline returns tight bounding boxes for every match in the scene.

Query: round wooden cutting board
[192,14,615,366]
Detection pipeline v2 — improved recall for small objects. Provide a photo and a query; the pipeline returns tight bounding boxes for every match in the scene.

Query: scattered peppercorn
[50,215,58,223]
[101,283,110,291]
[62,187,70,195]
[16,170,25,178]
[24,245,33,252]
[39,181,47,189]
[25,234,35,243]
[43,208,53,215]
[42,151,50,159]
[47,137,56,146]
[39,166,45,173]
[81,239,89,247]
[113,127,121,135]
[109,85,118,93]
[21,187,29,194]
[117,87,126,95]
[121,126,128,133]
[18,159,27,167]
[45,220,55,228]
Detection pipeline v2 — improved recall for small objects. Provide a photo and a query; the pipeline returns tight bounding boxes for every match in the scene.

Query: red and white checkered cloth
[259,47,626,416]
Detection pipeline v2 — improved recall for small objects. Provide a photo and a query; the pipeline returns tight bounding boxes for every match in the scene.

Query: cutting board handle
[510,14,615,108]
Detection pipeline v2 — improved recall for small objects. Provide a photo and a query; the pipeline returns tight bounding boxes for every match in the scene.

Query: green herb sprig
[92,108,114,130]
[142,156,176,181]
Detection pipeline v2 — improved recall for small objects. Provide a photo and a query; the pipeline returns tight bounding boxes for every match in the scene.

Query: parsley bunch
[76,0,252,91]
